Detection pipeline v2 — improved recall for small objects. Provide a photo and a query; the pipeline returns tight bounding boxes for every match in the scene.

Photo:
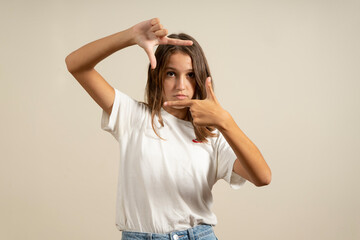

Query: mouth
[174,94,187,100]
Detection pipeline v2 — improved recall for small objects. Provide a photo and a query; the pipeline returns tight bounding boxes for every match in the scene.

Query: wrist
[108,27,137,52]
[216,110,233,132]
[127,26,137,46]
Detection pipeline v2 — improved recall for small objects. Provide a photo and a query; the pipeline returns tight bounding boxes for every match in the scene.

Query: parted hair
[142,33,217,143]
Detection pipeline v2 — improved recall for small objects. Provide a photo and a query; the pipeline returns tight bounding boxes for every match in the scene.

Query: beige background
[1,0,359,239]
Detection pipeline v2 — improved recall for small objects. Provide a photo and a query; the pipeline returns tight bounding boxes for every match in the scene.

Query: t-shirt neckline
[160,107,193,128]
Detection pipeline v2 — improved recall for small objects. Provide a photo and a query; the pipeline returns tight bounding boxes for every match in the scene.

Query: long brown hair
[142,33,217,143]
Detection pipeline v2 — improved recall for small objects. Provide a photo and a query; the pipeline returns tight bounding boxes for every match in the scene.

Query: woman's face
[162,52,196,103]
[162,52,196,119]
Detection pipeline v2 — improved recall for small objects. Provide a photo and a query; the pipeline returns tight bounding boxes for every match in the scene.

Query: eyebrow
[165,67,194,72]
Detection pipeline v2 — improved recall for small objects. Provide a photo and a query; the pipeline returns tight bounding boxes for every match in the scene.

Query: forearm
[218,112,271,186]
[65,27,135,73]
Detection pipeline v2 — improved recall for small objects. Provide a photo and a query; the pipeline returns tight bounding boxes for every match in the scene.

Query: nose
[176,75,186,90]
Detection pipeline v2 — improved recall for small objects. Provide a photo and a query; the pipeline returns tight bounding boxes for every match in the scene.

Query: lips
[175,95,187,100]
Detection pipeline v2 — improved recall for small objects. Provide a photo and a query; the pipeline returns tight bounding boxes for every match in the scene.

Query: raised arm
[65,18,192,115]
[164,77,272,187]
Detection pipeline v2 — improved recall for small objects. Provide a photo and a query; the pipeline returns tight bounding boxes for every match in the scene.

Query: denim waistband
[121,224,215,240]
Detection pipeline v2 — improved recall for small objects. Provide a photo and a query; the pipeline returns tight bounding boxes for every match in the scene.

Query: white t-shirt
[101,88,246,234]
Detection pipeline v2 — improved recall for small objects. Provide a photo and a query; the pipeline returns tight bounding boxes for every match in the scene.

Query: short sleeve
[101,88,146,142]
[215,131,246,189]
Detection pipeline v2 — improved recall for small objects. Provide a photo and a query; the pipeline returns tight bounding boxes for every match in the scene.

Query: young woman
[65,18,271,240]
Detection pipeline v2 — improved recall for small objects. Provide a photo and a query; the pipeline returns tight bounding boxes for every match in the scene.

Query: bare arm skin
[65,18,193,115]
[163,77,272,187]
[218,114,271,186]
[65,28,134,115]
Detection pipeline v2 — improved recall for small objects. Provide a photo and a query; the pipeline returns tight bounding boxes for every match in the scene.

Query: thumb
[205,77,215,100]
[144,46,157,69]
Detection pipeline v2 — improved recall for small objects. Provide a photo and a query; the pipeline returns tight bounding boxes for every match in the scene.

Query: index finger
[163,100,193,107]
[165,37,193,46]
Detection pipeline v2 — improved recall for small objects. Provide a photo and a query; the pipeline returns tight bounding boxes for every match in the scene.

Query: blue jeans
[121,224,218,240]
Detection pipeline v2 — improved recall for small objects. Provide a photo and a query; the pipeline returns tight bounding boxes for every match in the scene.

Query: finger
[150,18,160,25]
[150,23,163,32]
[205,77,217,100]
[155,29,168,38]
[163,100,193,107]
[144,46,156,69]
[165,37,193,46]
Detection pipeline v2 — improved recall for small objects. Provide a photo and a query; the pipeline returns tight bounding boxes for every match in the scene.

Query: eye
[166,71,175,77]
[188,72,195,78]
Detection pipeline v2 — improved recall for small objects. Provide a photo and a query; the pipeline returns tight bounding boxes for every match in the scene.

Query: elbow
[255,178,271,187]
[254,169,272,187]
[65,54,92,74]
[65,53,81,74]
[65,54,75,74]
